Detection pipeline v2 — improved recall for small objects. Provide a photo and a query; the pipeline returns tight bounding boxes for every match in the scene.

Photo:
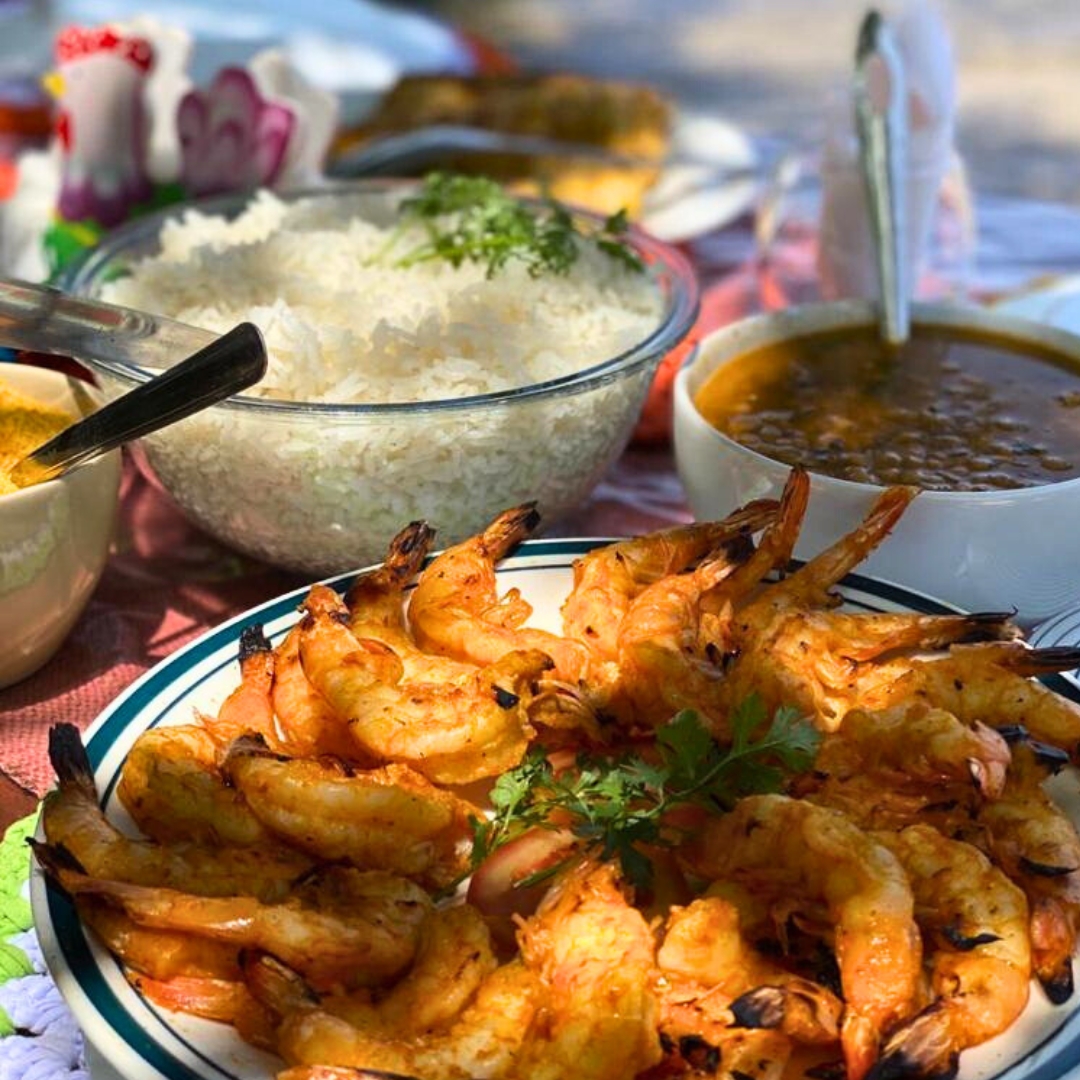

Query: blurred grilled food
[330,72,673,217]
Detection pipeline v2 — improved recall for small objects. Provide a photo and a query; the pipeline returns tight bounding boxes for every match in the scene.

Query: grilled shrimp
[342,528,548,712]
[34,843,431,995]
[78,900,243,982]
[861,642,1080,761]
[247,902,497,1037]
[343,522,452,666]
[683,794,922,1080]
[271,622,360,761]
[131,973,278,1050]
[278,958,539,1078]
[220,735,474,888]
[406,504,616,707]
[298,598,549,784]
[201,624,279,748]
[718,608,1020,732]
[42,723,313,899]
[868,825,1031,1080]
[513,859,663,1080]
[700,465,813,621]
[810,703,1012,800]
[957,742,1080,1002]
[657,895,843,1047]
[735,483,918,623]
[560,500,778,660]
[614,539,758,729]
[117,724,273,847]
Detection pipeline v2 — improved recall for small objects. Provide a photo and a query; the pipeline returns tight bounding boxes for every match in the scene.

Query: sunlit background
[431,0,1080,203]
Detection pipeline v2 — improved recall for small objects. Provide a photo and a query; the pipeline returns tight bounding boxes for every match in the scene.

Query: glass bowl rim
[59,180,701,419]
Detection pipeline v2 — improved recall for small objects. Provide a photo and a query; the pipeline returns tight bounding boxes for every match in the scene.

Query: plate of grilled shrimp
[31,465,1080,1080]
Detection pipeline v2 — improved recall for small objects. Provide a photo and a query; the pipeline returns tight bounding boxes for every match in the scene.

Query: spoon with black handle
[8,319,267,488]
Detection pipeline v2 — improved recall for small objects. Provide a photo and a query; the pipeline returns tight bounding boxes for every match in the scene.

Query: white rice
[101,188,664,404]
[94,188,673,574]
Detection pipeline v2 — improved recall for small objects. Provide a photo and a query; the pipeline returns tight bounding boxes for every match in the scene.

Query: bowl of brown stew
[673,299,1080,624]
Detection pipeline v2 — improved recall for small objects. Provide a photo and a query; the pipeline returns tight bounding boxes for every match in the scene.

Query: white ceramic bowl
[61,183,699,576]
[0,364,121,688]
[673,299,1080,626]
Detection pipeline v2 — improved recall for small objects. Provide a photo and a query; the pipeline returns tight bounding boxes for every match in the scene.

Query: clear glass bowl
[61,182,699,575]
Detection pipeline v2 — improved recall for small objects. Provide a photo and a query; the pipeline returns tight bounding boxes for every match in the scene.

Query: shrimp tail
[484,502,542,557]
[1038,961,1075,1005]
[47,722,96,798]
[1003,645,1080,677]
[865,1001,959,1080]
[345,521,435,612]
[728,980,842,1044]
[28,836,85,877]
[1031,896,1076,1003]
[242,949,319,1019]
[238,623,272,663]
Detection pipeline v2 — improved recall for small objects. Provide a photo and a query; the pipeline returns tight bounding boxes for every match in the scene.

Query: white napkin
[816,0,959,302]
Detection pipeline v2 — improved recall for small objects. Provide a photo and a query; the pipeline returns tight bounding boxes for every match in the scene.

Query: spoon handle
[855,10,909,345]
[11,322,267,486]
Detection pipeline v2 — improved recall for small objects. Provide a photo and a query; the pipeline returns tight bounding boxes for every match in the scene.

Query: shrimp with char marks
[805,703,1012,802]
[33,842,432,996]
[858,641,1080,762]
[117,724,274,847]
[936,741,1080,1003]
[298,590,549,785]
[867,825,1031,1080]
[220,734,475,889]
[614,535,759,730]
[407,503,618,719]
[560,500,778,661]
[42,723,314,900]
[246,903,498,1039]
[657,894,843,1050]
[706,481,1021,733]
[682,793,922,1080]
[200,624,279,748]
[272,622,360,761]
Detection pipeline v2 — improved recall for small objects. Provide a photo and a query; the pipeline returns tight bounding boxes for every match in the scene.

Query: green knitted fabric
[0,811,40,1035]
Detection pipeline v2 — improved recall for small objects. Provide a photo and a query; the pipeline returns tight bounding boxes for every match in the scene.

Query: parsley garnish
[388,172,644,279]
[468,696,821,890]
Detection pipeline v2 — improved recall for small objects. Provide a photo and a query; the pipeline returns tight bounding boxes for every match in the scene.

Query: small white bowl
[0,364,121,688]
[673,299,1080,626]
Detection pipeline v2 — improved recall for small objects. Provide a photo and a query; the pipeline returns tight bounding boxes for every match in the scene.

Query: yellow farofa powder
[0,378,74,494]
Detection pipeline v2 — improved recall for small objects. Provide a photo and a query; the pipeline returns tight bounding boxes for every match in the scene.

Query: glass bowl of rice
[60,179,699,575]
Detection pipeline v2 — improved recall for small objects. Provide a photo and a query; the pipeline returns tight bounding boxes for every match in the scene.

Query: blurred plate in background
[996,275,1080,337]
[641,110,758,243]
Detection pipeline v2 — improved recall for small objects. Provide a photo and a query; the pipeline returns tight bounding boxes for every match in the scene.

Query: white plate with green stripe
[30,539,1080,1080]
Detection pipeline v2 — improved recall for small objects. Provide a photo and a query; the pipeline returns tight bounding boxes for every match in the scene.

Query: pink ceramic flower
[177,68,295,197]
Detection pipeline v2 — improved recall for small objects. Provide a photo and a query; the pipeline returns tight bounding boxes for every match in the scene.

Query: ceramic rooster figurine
[50,25,155,227]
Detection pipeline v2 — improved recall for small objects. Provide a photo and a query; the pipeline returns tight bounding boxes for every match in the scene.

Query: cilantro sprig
[386,172,644,279]
[468,696,821,891]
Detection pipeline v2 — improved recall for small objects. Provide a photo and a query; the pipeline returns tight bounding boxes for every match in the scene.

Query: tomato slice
[466,826,578,920]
